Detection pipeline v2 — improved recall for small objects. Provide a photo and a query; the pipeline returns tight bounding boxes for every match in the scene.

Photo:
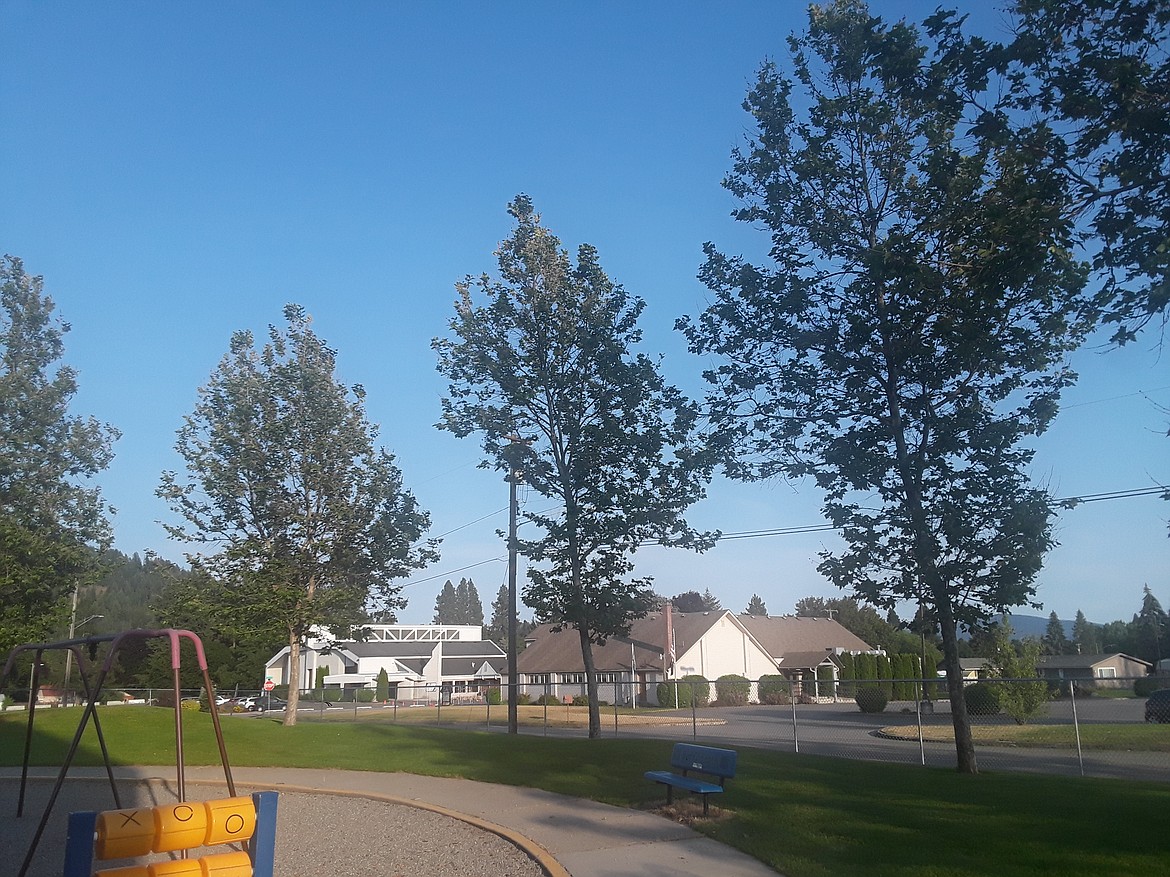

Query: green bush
[571,694,589,706]
[535,693,561,705]
[715,674,751,706]
[656,675,710,708]
[1134,676,1170,697]
[485,686,501,705]
[355,689,376,703]
[855,685,888,713]
[516,692,531,705]
[758,675,792,705]
[963,682,1001,716]
[180,698,201,712]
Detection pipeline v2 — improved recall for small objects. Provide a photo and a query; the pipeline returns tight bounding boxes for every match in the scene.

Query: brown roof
[517,611,874,673]
[736,615,874,656]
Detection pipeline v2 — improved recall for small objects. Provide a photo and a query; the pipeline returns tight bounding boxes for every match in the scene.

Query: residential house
[516,610,877,705]
[1036,653,1152,689]
[264,625,506,702]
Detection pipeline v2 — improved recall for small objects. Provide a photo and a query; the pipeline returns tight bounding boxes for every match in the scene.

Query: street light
[63,586,103,706]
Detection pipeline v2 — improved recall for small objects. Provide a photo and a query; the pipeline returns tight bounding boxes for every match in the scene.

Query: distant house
[516,610,877,705]
[264,625,506,702]
[1036,653,1152,688]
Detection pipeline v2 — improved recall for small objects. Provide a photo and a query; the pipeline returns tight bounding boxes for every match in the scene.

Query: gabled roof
[778,650,839,670]
[442,640,506,658]
[735,615,874,656]
[1037,653,1152,670]
[343,641,438,659]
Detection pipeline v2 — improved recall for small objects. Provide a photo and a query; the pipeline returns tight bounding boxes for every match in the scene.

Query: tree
[681,1,1088,773]
[432,580,458,624]
[986,620,1049,724]
[434,196,713,738]
[1134,585,1167,664]
[996,0,1170,344]
[159,305,436,725]
[745,594,768,616]
[0,256,119,657]
[1072,609,1101,655]
[455,577,484,626]
[1042,611,1069,655]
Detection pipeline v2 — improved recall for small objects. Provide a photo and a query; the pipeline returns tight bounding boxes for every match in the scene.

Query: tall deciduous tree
[0,256,118,656]
[159,305,436,725]
[680,1,1089,772]
[995,0,1170,343]
[434,196,714,738]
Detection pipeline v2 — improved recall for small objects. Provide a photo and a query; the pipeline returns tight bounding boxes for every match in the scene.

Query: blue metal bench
[644,743,737,816]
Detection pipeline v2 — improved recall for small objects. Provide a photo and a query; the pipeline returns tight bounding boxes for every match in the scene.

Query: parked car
[1145,689,1170,723]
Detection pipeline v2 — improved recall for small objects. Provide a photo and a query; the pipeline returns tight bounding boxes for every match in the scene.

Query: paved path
[1,766,780,877]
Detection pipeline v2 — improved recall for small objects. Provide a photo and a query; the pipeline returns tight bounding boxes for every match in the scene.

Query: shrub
[1134,676,1170,697]
[485,686,501,705]
[571,694,589,706]
[758,675,791,705]
[355,689,376,703]
[963,682,1001,716]
[535,693,561,705]
[656,675,710,708]
[855,685,888,713]
[516,692,531,705]
[715,674,751,706]
[180,698,201,712]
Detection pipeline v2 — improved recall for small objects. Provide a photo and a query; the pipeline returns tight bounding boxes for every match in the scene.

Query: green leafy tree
[158,305,436,726]
[986,620,1049,724]
[1042,611,1070,655]
[0,256,119,657]
[744,593,768,616]
[681,1,1089,773]
[434,196,714,738]
[993,0,1170,343]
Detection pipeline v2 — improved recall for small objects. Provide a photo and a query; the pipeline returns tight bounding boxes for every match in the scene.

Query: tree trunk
[284,633,300,727]
[578,624,602,739]
[932,588,977,773]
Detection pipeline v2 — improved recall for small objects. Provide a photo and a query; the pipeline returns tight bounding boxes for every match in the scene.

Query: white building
[264,625,506,702]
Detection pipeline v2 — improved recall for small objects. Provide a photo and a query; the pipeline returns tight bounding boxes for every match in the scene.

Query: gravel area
[2,778,546,877]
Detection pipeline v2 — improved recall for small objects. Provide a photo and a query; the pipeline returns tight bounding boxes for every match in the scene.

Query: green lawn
[3,708,1168,877]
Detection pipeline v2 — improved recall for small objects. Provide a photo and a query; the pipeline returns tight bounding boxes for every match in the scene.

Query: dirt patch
[644,798,734,826]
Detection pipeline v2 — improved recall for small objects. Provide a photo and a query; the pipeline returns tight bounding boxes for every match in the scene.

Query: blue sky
[2,2,1166,630]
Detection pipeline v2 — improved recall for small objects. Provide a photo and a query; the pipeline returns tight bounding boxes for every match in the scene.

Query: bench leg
[702,794,709,817]
[666,785,674,806]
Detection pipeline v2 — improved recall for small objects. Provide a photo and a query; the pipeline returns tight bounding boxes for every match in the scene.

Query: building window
[596,672,618,683]
[559,673,585,684]
[528,674,550,685]
[1096,667,1117,678]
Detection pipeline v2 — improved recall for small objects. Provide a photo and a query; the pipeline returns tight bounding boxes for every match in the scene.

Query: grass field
[3,707,1169,877]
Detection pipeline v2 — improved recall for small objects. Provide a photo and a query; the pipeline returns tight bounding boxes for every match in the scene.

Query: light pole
[63,587,102,706]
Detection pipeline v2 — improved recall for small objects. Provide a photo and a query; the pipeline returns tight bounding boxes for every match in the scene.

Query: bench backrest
[670,743,737,780]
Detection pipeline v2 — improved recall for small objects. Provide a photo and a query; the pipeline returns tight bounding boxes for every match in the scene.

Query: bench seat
[644,743,737,816]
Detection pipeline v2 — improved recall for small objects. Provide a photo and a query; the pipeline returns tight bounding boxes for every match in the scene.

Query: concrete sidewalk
[5,766,780,877]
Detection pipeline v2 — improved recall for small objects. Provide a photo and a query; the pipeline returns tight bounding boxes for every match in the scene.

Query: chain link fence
[5,676,1166,781]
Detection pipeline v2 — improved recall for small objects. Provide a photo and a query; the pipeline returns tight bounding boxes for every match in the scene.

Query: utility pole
[504,435,530,735]
[507,463,519,734]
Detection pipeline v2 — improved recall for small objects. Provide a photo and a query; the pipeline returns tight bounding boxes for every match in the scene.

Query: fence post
[690,682,697,739]
[543,681,549,736]
[790,679,799,753]
[915,679,925,766]
[1069,683,1084,777]
[613,698,618,736]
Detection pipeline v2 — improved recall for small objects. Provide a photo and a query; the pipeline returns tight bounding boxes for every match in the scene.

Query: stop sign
[263,679,275,691]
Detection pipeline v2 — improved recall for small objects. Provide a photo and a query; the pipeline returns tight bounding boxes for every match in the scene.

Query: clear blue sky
[2,2,1166,630]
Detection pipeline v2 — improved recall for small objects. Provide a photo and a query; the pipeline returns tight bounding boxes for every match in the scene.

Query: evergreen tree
[1072,609,1100,655]
[745,594,768,616]
[1135,585,1167,665]
[433,580,457,624]
[1043,611,1069,655]
[455,577,484,626]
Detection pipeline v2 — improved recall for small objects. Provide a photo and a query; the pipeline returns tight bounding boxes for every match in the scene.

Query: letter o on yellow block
[199,851,253,876]
[154,802,210,853]
[204,798,255,846]
[96,808,155,859]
